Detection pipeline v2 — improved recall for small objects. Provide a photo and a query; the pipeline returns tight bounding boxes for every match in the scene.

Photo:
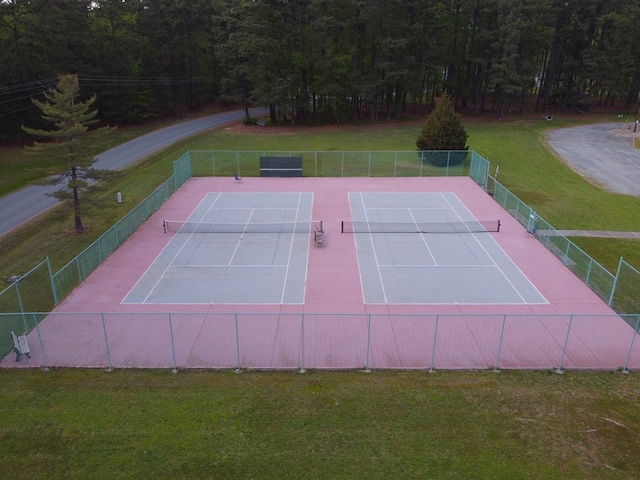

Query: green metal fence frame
[2,150,640,362]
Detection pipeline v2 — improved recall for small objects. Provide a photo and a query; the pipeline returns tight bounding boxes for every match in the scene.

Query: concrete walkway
[558,230,640,239]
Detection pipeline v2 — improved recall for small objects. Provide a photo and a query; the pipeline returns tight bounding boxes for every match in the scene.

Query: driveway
[546,122,640,196]
[0,108,266,236]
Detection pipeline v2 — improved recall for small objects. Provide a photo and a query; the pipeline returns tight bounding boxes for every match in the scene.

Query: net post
[497,220,501,232]
[163,220,167,233]
[341,221,344,233]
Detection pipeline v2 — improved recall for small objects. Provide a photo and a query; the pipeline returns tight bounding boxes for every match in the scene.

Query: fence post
[46,257,59,306]
[368,152,371,177]
[608,257,624,307]
[299,314,306,373]
[556,315,574,373]
[236,151,240,176]
[33,313,49,372]
[15,281,26,320]
[622,315,640,372]
[211,151,216,176]
[446,151,450,176]
[364,314,372,373]
[393,152,398,177]
[419,152,424,176]
[168,313,178,373]
[585,258,593,286]
[494,315,507,372]
[235,313,241,372]
[101,313,113,372]
[429,315,439,372]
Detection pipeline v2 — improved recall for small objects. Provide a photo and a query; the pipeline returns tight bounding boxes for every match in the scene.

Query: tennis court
[347,192,546,304]
[123,192,316,304]
[3,176,637,370]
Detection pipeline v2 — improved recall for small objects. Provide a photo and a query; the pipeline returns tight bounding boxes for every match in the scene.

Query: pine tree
[416,96,468,166]
[22,74,115,233]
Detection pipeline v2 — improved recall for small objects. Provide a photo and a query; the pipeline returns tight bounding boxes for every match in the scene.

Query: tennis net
[341,219,500,234]
[164,219,322,234]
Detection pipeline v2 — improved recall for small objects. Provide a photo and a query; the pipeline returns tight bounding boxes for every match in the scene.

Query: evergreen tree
[22,74,115,233]
[416,96,468,166]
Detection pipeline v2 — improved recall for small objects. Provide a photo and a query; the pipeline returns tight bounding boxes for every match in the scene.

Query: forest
[2,0,640,142]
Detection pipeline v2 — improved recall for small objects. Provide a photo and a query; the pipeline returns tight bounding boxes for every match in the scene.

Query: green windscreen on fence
[189,150,476,179]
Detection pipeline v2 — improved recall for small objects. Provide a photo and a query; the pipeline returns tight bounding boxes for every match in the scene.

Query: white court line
[139,193,223,303]
[348,194,366,304]
[228,208,255,266]
[175,264,288,268]
[408,208,437,265]
[440,192,546,303]
[360,193,388,303]
[377,264,493,268]
[301,194,313,304]
[281,192,304,304]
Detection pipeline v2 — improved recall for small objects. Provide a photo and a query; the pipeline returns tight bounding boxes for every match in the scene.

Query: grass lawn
[1,369,639,479]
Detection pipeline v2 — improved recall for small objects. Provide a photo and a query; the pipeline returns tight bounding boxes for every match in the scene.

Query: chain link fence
[3,150,640,366]
[189,150,479,178]
[2,312,639,371]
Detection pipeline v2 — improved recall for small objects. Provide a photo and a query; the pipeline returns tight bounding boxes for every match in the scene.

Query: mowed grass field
[2,111,640,478]
[2,369,640,479]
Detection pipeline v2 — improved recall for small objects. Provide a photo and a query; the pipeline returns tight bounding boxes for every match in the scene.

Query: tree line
[2,0,640,141]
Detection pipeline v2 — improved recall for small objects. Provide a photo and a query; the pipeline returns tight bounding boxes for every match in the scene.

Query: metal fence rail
[3,150,640,369]
[2,312,639,371]
[189,150,483,179]
[489,175,640,315]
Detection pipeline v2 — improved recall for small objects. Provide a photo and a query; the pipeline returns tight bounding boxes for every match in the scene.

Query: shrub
[416,97,468,166]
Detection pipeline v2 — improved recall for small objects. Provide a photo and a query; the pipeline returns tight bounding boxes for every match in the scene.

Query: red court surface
[3,176,639,370]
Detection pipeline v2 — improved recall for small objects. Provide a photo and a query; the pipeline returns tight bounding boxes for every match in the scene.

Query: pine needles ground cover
[1,369,639,479]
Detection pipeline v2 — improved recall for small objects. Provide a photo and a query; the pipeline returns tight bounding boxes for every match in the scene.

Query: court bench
[314,223,324,247]
[10,331,30,362]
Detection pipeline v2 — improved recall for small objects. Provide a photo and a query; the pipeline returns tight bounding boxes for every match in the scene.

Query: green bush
[416,96,468,166]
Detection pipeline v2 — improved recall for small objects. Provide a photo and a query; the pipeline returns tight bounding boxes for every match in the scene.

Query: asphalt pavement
[0,108,265,236]
[546,122,640,196]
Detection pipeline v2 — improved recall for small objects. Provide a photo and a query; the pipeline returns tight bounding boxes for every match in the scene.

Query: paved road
[0,108,266,236]
[546,122,640,196]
